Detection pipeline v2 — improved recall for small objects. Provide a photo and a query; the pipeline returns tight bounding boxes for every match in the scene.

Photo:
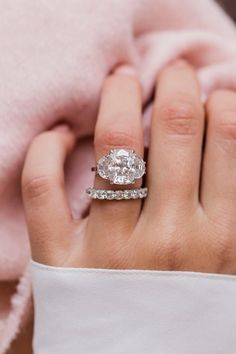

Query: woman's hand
[22,62,236,274]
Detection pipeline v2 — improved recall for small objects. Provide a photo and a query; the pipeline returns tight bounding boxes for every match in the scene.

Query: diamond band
[93,148,146,185]
[86,187,148,200]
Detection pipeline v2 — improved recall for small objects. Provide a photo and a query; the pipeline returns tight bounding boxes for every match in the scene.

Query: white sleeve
[31,261,236,354]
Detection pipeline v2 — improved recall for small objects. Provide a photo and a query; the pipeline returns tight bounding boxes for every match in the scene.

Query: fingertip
[160,60,194,78]
[52,123,76,151]
[53,123,72,133]
[113,65,138,78]
[172,59,190,69]
[157,59,200,101]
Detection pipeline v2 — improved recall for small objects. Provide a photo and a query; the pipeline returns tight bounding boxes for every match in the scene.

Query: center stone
[97,149,145,185]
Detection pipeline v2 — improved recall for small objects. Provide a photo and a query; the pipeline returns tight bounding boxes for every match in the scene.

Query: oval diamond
[97,149,145,185]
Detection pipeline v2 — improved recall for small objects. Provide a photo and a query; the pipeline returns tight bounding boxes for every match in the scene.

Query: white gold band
[86,187,148,200]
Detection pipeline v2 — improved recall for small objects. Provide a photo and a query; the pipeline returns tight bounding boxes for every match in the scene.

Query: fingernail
[53,123,72,133]
[114,65,137,78]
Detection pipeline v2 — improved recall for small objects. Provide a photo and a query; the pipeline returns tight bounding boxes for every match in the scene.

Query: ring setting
[92,148,146,185]
[87,148,148,201]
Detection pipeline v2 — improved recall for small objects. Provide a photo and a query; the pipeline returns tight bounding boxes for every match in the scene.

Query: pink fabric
[1,0,236,351]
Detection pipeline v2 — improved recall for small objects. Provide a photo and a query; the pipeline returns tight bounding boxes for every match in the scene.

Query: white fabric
[31,261,236,354]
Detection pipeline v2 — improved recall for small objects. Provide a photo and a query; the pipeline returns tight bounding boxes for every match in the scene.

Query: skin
[12,61,236,351]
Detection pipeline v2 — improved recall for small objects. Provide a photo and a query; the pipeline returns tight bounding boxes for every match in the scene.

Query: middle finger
[146,61,204,215]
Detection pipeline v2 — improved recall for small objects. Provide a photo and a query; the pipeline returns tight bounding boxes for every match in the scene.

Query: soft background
[0,0,236,352]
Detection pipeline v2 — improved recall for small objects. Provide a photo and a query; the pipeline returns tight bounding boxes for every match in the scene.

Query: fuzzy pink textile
[1,0,236,351]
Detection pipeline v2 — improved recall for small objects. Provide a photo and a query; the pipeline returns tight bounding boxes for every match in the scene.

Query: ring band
[86,187,148,200]
[92,148,146,185]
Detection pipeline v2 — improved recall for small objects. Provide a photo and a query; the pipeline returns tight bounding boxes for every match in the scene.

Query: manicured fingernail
[114,65,137,78]
[53,123,72,133]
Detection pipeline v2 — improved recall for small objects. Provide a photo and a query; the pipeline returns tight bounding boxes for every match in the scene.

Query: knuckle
[22,175,56,201]
[158,101,202,136]
[95,127,139,154]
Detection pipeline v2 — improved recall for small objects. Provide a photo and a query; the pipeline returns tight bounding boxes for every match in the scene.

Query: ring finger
[89,69,144,234]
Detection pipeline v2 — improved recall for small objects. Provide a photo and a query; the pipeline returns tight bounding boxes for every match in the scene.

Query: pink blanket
[1,0,236,351]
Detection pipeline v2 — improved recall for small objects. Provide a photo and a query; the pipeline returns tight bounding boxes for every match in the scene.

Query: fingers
[201,90,236,219]
[89,72,143,233]
[22,125,76,263]
[146,61,204,214]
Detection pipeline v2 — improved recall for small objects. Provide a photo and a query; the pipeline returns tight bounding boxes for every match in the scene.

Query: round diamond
[131,190,139,199]
[97,149,145,185]
[91,190,98,199]
[140,190,145,198]
[123,190,131,199]
[107,191,115,200]
[97,190,106,199]
[115,191,123,200]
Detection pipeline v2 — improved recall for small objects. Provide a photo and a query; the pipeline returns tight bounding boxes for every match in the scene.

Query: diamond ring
[86,187,148,200]
[91,148,146,185]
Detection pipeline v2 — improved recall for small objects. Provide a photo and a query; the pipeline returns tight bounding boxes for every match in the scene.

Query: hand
[22,62,236,274]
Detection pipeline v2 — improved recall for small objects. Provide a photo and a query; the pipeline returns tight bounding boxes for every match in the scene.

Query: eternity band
[86,187,148,200]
